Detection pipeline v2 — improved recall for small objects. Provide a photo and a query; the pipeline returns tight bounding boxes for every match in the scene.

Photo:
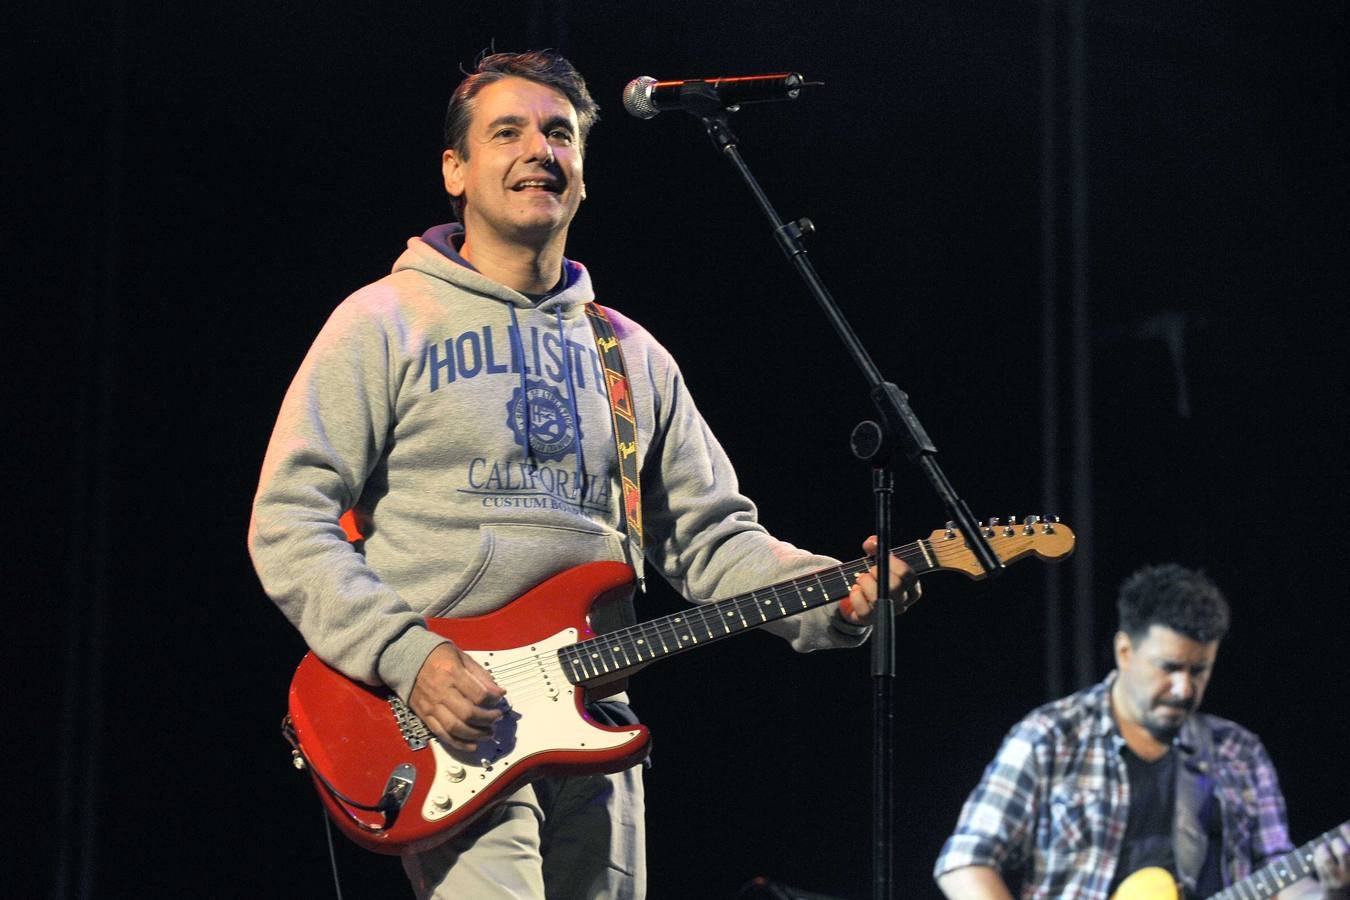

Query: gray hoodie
[248,224,866,702]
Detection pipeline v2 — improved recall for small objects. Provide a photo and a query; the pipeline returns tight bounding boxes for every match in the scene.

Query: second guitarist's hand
[839,534,923,626]
[1315,822,1350,899]
[409,642,507,752]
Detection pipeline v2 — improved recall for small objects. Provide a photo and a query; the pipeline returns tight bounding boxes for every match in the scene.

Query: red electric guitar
[284,517,1075,854]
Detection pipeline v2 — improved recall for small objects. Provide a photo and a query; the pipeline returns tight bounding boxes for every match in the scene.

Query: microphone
[622,73,810,119]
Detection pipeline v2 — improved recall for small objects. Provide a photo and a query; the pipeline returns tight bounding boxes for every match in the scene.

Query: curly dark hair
[442,50,600,221]
[1117,563,1231,644]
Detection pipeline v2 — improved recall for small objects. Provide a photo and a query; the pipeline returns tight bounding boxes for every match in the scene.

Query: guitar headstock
[927,515,1076,579]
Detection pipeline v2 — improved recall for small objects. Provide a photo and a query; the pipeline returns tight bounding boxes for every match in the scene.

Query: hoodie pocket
[430,521,628,618]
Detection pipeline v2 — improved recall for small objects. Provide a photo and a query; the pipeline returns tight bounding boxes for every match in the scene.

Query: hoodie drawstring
[508,304,533,466]
[556,308,587,498]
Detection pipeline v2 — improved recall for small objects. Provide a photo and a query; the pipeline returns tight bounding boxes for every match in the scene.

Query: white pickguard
[419,628,641,823]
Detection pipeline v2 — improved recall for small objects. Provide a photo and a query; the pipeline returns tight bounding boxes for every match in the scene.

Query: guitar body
[287,561,650,855]
[1111,867,1183,900]
[1110,817,1350,900]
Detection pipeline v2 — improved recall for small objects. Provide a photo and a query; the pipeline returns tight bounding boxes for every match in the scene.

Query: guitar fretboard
[1209,823,1346,900]
[557,539,936,685]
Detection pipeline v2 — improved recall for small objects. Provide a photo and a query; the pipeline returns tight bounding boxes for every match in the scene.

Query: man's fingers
[426,692,502,748]
[422,711,488,752]
[1316,828,1350,888]
[409,644,508,751]
[465,658,507,702]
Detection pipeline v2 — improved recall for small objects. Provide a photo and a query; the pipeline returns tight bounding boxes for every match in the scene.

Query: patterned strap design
[584,302,645,590]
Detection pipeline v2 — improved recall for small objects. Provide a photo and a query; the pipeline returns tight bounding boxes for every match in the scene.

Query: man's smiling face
[442,76,586,249]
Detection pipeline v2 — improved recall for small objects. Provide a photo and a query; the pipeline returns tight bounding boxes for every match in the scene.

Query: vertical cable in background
[1038,0,1064,702]
[1067,0,1096,688]
[53,5,126,897]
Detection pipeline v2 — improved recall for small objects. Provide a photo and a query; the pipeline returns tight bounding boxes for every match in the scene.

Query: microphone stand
[685,104,1003,900]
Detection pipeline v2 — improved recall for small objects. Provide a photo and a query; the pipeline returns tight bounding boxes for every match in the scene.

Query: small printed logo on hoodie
[505,379,583,462]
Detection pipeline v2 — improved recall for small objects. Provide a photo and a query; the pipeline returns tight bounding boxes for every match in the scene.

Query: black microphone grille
[622,76,660,120]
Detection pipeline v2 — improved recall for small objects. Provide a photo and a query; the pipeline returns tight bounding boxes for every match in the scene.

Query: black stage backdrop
[11,2,1347,897]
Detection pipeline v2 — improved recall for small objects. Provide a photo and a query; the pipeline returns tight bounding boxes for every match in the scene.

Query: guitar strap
[1173,715,1217,895]
[583,302,646,596]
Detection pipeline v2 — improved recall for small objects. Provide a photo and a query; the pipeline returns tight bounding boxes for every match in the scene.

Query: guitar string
[407,533,1063,725]
[472,535,1055,687]
[474,550,904,687]
[440,537,1043,705]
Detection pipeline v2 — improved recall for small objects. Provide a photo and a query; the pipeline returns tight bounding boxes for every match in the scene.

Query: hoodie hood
[393,222,594,318]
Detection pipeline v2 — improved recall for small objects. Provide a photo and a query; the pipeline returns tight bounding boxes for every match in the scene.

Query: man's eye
[495,128,518,139]
[550,130,574,143]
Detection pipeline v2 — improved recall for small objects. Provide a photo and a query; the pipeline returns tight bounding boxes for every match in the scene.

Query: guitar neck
[1209,822,1348,900]
[557,538,936,686]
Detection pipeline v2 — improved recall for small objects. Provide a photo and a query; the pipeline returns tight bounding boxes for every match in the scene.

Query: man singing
[250,50,918,899]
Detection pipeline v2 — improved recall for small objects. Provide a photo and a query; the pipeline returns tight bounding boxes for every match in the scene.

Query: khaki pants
[402,765,646,899]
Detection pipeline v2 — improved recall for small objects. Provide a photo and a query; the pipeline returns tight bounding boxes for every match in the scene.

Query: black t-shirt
[1110,747,1178,893]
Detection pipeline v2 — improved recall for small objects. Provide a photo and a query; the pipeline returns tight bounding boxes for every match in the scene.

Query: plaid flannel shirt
[933,673,1294,899]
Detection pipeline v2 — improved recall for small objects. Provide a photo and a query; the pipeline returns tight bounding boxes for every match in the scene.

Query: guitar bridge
[388,696,433,751]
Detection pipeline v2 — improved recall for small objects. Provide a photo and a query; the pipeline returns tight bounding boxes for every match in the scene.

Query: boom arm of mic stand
[692,109,1003,578]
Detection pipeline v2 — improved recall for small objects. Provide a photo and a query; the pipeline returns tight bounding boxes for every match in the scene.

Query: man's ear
[580,181,587,202]
[442,148,465,199]
[1113,631,1133,669]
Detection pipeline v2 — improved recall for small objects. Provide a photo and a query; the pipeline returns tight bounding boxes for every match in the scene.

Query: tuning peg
[944,521,956,540]
[1023,515,1040,535]
[988,516,1001,526]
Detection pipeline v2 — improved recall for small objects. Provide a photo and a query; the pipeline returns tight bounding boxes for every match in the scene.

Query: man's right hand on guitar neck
[409,642,507,752]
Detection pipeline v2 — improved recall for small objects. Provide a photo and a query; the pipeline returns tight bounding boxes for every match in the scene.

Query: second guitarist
[933,563,1350,900]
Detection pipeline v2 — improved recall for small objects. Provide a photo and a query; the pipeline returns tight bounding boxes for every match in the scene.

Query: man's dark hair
[442,50,600,221]
[1117,563,1231,644]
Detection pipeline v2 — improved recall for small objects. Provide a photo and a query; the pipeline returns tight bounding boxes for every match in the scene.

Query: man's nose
[523,129,553,165]
[1168,672,1194,700]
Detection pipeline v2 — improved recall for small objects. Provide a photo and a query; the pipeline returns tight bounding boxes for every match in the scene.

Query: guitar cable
[282,715,349,898]
[322,801,346,900]
[282,714,406,830]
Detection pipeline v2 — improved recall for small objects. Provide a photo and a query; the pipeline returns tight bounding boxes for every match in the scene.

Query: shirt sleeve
[1246,736,1295,867]
[247,289,445,701]
[934,719,1044,881]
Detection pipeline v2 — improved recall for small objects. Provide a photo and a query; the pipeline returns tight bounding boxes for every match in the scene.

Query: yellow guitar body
[1111,867,1183,900]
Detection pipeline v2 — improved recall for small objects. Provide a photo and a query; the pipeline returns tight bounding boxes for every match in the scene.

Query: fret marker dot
[726,611,735,618]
